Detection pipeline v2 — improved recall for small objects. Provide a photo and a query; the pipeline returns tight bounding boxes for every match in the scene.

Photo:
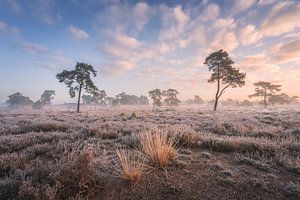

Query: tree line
[5,50,299,111]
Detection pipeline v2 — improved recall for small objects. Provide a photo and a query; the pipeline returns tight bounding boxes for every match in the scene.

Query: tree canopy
[7,92,33,108]
[33,90,56,109]
[149,89,163,107]
[163,89,180,106]
[56,62,99,112]
[249,81,281,108]
[112,92,149,106]
[204,49,246,111]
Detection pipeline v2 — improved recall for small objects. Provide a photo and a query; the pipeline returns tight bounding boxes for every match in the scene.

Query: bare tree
[248,81,281,108]
[204,49,246,111]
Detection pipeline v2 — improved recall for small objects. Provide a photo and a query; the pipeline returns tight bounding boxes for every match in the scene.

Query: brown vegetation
[0,106,299,199]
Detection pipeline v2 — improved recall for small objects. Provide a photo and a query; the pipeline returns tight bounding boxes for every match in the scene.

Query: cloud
[132,2,152,30]
[0,20,20,37]
[101,32,141,58]
[4,0,22,15]
[17,42,48,54]
[0,21,8,33]
[201,3,221,21]
[211,17,236,30]
[112,33,140,49]
[240,53,274,71]
[260,1,300,37]
[101,60,135,76]
[231,0,257,15]
[37,49,72,70]
[0,20,48,54]
[210,30,239,52]
[271,39,300,64]
[27,0,61,25]
[100,32,156,75]
[68,26,89,41]
[239,24,262,46]
[96,1,152,33]
[258,0,278,6]
[97,2,239,77]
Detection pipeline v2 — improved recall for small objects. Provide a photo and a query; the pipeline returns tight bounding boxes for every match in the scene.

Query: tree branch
[218,80,233,98]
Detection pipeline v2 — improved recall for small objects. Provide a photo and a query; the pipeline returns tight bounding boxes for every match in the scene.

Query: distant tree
[185,95,204,105]
[194,95,204,104]
[106,97,114,106]
[204,49,246,111]
[98,90,108,105]
[149,89,163,106]
[222,98,239,106]
[56,62,98,112]
[269,93,298,105]
[239,100,253,107]
[82,95,94,104]
[114,92,126,105]
[111,92,142,106]
[163,89,181,106]
[7,92,33,108]
[33,90,56,109]
[248,81,281,108]
[139,95,149,105]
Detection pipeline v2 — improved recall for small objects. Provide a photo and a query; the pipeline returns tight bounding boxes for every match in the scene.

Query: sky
[0,0,300,103]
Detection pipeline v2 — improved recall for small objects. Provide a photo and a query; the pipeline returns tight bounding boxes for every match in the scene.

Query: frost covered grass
[0,105,299,199]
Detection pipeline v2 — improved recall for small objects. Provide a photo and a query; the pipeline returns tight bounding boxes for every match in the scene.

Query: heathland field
[0,106,300,200]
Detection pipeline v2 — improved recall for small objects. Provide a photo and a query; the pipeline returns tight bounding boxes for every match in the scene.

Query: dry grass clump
[138,128,179,168]
[114,149,145,182]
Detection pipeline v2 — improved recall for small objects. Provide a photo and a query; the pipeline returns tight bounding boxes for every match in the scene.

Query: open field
[0,106,300,200]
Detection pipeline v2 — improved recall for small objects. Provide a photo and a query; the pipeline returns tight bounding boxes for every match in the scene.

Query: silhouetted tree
[139,95,149,105]
[248,81,281,108]
[33,90,56,109]
[56,62,98,112]
[7,92,33,108]
[204,49,246,111]
[149,89,162,106]
[163,89,180,106]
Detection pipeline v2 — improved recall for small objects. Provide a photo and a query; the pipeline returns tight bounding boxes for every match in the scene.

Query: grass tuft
[138,128,179,168]
[115,149,145,182]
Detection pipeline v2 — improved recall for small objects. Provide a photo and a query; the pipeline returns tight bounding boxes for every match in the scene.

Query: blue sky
[0,0,300,103]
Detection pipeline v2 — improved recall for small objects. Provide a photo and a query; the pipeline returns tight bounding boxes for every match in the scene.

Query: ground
[0,105,299,200]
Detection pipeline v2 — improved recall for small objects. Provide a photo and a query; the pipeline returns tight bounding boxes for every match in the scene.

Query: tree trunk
[77,83,82,112]
[213,97,218,111]
[264,89,267,108]
[214,66,220,111]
